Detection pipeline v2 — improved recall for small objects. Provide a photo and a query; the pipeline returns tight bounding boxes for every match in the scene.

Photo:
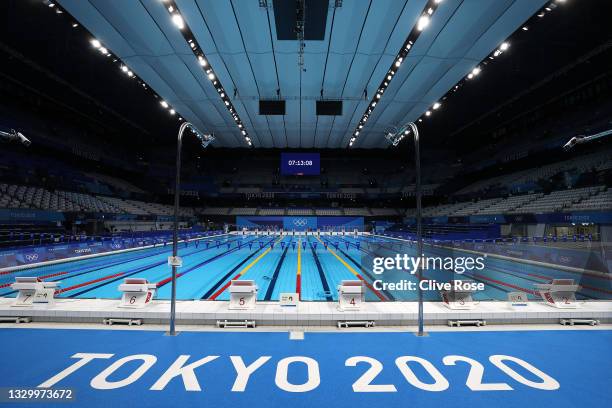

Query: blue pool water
[0,234,609,301]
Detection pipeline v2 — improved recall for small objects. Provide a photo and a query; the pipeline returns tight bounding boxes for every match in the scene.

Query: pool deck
[1,297,610,326]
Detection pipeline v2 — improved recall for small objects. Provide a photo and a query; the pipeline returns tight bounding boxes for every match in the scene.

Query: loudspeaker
[259,100,286,115]
[316,100,342,116]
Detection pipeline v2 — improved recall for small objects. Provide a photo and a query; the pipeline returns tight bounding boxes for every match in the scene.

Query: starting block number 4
[339,293,362,311]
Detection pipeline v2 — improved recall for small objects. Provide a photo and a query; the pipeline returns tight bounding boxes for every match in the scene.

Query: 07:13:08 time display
[287,160,313,166]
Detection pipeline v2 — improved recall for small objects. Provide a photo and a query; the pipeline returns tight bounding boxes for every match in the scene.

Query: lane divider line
[264,244,289,300]
[199,238,273,299]
[68,237,257,298]
[308,240,333,301]
[209,237,283,300]
[296,239,301,300]
[315,236,386,301]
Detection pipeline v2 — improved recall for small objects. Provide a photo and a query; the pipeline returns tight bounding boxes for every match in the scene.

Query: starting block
[337,280,363,311]
[535,279,580,309]
[11,277,59,307]
[440,280,477,310]
[229,280,258,310]
[118,278,157,308]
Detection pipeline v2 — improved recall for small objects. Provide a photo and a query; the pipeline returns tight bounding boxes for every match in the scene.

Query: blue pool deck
[0,327,609,408]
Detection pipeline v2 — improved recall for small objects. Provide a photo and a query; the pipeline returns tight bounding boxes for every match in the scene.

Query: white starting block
[11,277,59,307]
[229,280,258,310]
[535,279,580,309]
[118,278,157,308]
[337,280,363,311]
[440,280,477,310]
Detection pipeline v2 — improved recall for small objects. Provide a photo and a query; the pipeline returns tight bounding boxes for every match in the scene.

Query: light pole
[385,122,424,336]
[168,122,214,336]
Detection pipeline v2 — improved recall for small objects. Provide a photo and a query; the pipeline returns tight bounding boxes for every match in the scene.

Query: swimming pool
[0,234,609,301]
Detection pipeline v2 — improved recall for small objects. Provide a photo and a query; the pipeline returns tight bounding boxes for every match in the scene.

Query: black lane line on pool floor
[68,237,258,298]
[309,241,333,301]
[264,244,290,300]
[323,236,395,301]
[200,237,276,300]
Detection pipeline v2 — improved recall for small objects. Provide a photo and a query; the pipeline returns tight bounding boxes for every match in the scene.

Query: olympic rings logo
[293,218,307,227]
[25,254,39,262]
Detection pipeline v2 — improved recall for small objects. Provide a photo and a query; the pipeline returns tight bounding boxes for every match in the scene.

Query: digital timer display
[280,153,320,175]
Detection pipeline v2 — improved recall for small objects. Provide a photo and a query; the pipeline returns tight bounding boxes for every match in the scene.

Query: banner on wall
[0,209,64,223]
[236,216,364,231]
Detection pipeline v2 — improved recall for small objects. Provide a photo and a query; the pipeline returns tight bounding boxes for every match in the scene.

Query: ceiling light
[425,110,431,116]
[500,42,509,51]
[522,26,528,31]
[208,73,215,80]
[172,14,185,29]
[161,101,169,108]
[198,56,208,67]
[90,39,101,48]
[472,67,481,75]
[121,65,128,72]
[127,71,134,77]
[72,23,78,28]
[417,15,430,31]
[99,47,108,54]
[433,102,441,110]
[467,73,474,79]
[169,109,176,115]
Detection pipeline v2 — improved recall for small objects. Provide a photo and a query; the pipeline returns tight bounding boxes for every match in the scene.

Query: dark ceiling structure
[2,0,608,151]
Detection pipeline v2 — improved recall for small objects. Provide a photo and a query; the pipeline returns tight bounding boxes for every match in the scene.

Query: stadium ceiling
[56,0,548,149]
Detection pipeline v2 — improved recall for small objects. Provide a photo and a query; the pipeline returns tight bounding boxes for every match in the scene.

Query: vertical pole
[170,123,187,336]
[412,123,424,336]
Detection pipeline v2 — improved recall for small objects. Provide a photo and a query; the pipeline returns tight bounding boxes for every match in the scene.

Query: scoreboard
[280,153,320,176]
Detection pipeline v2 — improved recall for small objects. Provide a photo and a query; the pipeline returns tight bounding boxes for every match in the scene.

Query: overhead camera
[0,129,31,147]
[16,131,31,147]
[563,136,582,151]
